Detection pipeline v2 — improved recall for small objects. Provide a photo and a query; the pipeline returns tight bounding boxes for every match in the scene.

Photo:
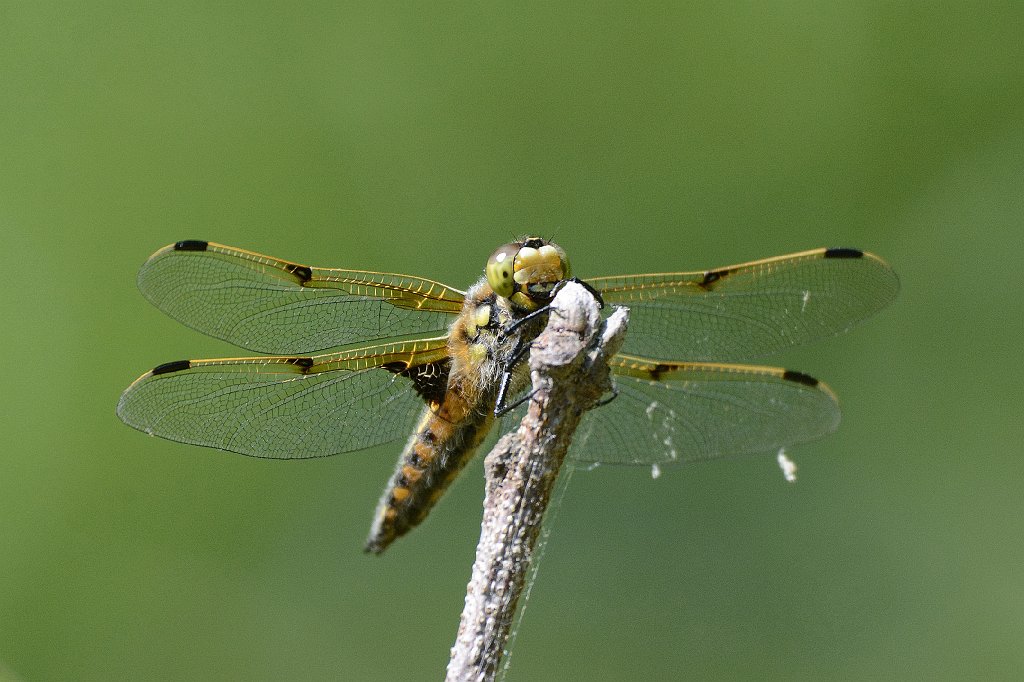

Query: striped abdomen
[364,386,496,554]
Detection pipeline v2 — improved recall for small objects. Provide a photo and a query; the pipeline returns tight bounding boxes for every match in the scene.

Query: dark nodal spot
[151,359,191,375]
[174,240,208,251]
[699,269,729,289]
[824,248,863,259]
[286,263,313,283]
[287,357,314,371]
[782,370,819,387]
[649,363,671,382]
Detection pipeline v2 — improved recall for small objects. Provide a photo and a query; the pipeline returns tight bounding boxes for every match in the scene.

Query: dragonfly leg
[494,386,536,417]
[497,306,549,343]
[493,336,534,416]
[494,278,607,416]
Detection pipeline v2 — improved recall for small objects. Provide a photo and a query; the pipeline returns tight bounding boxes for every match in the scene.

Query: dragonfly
[117,238,898,553]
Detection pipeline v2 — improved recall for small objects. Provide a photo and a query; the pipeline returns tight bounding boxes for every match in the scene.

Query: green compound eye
[486,242,519,298]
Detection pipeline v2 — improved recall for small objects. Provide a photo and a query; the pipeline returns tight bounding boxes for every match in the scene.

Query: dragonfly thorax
[485,237,570,310]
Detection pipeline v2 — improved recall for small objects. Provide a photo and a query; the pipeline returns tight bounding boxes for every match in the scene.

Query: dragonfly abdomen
[365,392,495,554]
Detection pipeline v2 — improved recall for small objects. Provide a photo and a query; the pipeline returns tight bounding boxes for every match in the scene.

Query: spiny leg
[493,335,534,417]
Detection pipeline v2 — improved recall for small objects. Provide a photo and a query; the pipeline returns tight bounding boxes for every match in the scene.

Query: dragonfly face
[117,238,898,553]
[485,238,570,309]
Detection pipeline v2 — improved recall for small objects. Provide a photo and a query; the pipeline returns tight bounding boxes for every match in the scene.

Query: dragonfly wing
[137,241,465,354]
[568,355,841,466]
[590,248,898,361]
[116,337,450,459]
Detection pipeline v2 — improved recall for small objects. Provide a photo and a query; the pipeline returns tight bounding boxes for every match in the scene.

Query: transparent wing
[116,337,450,459]
[568,355,841,466]
[589,248,898,361]
[136,241,465,354]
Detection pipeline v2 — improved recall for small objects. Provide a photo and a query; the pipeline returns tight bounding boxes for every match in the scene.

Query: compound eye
[486,242,519,298]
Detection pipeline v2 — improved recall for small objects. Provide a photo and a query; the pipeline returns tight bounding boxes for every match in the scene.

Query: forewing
[137,241,465,354]
[116,337,450,459]
[590,248,898,361]
[569,356,841,466]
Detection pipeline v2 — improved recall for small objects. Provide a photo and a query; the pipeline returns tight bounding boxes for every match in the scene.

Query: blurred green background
[2,3,1022,680]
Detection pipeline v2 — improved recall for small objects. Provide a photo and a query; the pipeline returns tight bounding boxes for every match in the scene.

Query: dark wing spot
[173,240,208,251]
[824,248,863,259]
[782,370,819,387]
[385,358,452,404]
[285,263,313,283]
[151,359,191,375]
[648,363,671,382]
[286,357,314,372]
[698,269,731,290]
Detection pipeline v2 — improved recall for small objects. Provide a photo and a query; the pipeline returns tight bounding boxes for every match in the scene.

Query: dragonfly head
[486,238,571,309]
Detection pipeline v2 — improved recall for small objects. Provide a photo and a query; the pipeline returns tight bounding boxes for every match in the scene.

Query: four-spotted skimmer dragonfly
[117,238,898,553]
